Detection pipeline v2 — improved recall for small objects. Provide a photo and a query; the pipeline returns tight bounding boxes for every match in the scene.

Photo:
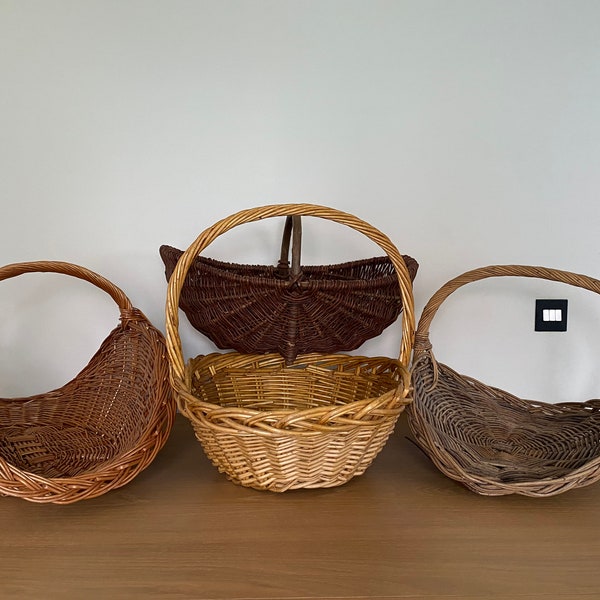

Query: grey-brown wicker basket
[165,204,415,491]
[408,264,600,497]
[0,261,176,503]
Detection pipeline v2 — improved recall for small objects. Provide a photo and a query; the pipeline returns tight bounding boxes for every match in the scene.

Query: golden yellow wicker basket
[409,264,600,497]
[165,204,415,491]
[0,261,176,503]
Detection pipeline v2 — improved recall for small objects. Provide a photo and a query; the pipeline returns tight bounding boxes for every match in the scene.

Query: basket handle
[166,204,416,381]
[414,264,600,356]
[0,261,134,318]
[275,216,302,279]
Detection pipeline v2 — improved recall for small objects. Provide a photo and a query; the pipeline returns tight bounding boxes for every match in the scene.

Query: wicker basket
[409,264,600,497]
[0,261,176,504]
[160,214,418,364]
[165,204,415,491]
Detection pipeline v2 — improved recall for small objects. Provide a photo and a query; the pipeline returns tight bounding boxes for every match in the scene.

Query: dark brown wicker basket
[160,215,418,364]
[408,264,600,497]
[0,261,176,503]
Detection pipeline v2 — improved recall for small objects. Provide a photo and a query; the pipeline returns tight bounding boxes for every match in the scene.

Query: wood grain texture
[1,414,600,599]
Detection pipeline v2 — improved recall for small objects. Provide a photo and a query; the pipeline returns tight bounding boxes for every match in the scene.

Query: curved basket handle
[275,216,302,278]
[414,264,600,356]
[166,203,416,381]
[0,261,134,316]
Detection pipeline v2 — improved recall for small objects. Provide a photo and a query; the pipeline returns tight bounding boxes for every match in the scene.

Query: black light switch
[535,299,568,332]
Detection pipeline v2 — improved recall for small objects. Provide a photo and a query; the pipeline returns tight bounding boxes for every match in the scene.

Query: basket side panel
[0,315,175,502]
[191,420,399,491]
[161,245,418,362]
[409,356,600,496]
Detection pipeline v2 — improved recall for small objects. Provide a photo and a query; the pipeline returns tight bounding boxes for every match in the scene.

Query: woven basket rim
[413,353,600,420]
[175,351,411,440]
[161,244,418,289]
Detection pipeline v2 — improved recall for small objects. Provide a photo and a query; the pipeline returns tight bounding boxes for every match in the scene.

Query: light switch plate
[535,299,568,331]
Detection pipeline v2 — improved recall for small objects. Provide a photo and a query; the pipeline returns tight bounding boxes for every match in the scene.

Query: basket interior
[0,424,119,478]
[412,360,600,483]
[0,321,166,479]
[189,353,403,413]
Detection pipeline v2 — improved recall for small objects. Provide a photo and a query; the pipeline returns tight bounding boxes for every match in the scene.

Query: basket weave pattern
[183,352,406,491]
[408,264,600,497]
[166,204,415,491]
[161,215,417,364]
[0,261,176,503]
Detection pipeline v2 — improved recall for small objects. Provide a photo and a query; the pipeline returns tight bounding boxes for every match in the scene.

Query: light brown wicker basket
[165,204,415,491]
[0,261,176,503]
[409,264,600,497]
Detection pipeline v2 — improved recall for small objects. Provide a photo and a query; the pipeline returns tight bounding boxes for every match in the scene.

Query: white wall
[1,0,600,402]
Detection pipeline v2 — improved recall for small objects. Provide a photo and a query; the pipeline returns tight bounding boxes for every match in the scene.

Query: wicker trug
[165,204,415,492]
[409,264,600,497]
[160,214,418,364]
[0,261,175,503]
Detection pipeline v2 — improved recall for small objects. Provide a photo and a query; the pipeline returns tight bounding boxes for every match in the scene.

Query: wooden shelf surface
[2,414,600,600]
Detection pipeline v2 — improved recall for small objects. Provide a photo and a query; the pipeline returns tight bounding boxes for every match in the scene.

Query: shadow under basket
[408,264,600,497]
[0,261,176,504]
[160,214,418,365]
[166,204,415,491]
